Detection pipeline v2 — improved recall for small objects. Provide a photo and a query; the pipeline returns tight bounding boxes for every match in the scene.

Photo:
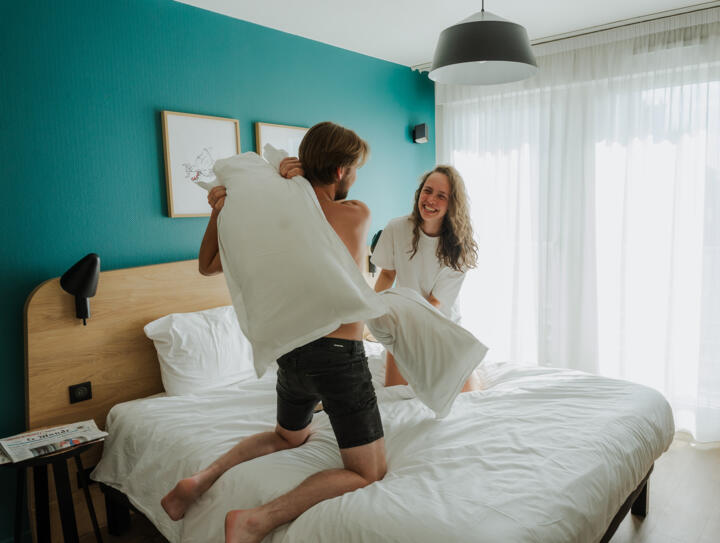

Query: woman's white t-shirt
[371,216,465,323]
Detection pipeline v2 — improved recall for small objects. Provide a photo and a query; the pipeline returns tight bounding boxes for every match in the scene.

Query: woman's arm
[384,351,407,387]
[374,268,396,292]
[385,287,438,387]
[198,187,226,276]
[372,268,405,385]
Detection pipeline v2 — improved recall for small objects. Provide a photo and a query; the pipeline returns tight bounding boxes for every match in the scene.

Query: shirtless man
[161,122,386,543]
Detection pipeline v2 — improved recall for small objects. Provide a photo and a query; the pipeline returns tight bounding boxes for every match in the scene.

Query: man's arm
[198,186,226,276]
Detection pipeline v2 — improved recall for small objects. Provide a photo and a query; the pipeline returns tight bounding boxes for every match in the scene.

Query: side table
[6,439,104,543]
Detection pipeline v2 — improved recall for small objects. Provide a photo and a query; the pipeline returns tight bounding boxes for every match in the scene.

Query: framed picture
[255,122,308,162]
[161,111,241,217]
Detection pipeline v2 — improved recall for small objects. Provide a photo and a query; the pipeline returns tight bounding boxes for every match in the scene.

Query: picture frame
[255,122,308,162]
[161,111,241,218]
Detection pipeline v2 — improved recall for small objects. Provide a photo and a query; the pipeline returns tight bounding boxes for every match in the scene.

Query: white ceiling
[176,0,715,67]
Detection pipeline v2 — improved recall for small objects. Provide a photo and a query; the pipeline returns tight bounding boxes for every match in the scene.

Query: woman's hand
[207,186,227,212]
[279,157,304,179]
[426,293,441,308]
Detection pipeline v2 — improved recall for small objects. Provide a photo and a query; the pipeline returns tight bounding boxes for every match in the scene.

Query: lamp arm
[75,296,90,326]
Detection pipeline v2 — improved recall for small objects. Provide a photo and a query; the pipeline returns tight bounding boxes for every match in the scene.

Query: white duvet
[92,359,674,543]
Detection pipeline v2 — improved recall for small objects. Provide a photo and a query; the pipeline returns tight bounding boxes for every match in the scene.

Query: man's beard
[334,180,350,201]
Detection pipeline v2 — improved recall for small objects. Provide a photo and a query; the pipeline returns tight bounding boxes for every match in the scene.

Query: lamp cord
[482,0,485,12]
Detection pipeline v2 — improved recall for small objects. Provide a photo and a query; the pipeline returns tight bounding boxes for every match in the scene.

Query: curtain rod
[411,1,720,72]
[531,1,720,45]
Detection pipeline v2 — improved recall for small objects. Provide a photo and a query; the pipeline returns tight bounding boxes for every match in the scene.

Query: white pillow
[363,340,387,388]
[213,151,387,377]
[144,306,256,396]
[366,288,488,418]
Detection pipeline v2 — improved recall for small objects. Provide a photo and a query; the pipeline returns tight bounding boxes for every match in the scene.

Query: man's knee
[364,463,387,484]
[351,461,387,486]
[341,440,387,484]
[275,424,310,448]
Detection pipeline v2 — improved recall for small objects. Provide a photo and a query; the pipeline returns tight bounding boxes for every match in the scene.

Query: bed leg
[630,479,648,517]
[101,484,131,535]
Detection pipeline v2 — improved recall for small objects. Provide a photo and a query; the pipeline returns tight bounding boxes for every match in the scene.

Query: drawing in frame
[161,111,241,217]
[255,122,308,162]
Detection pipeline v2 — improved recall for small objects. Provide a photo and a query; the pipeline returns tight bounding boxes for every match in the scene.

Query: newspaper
[0,420,107,463]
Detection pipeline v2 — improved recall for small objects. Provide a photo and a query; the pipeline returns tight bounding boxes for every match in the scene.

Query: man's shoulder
[338,199,370,220]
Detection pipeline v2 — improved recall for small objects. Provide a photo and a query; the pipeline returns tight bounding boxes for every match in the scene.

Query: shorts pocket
[304,361,354,378]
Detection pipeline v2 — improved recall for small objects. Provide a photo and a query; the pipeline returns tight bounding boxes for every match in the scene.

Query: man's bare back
[318,197,370,341]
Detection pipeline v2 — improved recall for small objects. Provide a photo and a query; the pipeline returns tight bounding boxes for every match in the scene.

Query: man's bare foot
[225,509,267,543]
[161,476,204,520]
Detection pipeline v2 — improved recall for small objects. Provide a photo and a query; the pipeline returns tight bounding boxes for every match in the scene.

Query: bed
[24,259,674,542]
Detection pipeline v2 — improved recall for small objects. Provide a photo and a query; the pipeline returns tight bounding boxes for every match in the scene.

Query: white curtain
[437,8,720,442]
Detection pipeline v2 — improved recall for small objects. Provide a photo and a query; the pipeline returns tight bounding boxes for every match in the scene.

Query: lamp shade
[60,253,100,325]
[60,253,100,297]
[429,11,537,85]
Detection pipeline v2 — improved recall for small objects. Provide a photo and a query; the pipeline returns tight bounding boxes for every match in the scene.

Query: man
[161,122,386,543]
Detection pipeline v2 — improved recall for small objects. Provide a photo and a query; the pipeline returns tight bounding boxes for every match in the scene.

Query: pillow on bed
[144,305,256,396]
[363,340,387,388]
[213,148,386,377]
[366,288,488,418]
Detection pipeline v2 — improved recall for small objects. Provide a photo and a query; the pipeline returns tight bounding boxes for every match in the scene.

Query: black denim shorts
[276,337,384,449]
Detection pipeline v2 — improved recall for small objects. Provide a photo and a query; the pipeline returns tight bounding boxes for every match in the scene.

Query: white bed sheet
[92,359,674,543]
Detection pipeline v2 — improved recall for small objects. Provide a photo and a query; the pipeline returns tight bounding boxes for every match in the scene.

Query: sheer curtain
[437,8,720,442]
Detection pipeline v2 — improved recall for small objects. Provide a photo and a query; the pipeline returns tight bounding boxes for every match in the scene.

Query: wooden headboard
[24,259,231,431]
[23,255,374,540]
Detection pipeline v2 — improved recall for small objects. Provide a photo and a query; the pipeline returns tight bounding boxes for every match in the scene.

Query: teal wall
[0,0,435,539]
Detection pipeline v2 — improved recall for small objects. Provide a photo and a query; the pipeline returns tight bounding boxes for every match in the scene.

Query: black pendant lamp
[429,1,537,85]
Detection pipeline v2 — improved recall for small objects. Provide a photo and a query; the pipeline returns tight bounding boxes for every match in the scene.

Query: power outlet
[69,381,92,404]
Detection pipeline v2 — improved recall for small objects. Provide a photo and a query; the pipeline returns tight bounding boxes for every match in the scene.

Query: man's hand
[208,186,227,212]
[279,157,304,179]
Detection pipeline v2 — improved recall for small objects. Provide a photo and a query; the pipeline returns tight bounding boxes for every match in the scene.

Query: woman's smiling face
[417,172,451,226]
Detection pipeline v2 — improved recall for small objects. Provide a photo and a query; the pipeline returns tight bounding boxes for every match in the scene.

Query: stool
[10,440,104,543]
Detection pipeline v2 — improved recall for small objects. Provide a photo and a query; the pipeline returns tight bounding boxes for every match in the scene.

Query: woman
[371,165,479,390]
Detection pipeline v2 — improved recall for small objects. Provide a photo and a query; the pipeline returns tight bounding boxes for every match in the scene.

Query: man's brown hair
[299,122,369,186]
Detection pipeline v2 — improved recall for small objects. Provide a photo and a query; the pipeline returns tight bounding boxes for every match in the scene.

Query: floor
[608,436,720,543]
[79,436,720,543]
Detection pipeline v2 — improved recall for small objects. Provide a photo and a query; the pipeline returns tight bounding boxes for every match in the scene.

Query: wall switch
[69,381,92,404]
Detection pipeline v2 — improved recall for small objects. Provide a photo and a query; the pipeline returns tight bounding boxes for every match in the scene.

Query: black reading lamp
[60,253,100,325]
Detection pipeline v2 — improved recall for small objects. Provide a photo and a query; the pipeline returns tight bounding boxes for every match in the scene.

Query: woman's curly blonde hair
[409,165,478,272]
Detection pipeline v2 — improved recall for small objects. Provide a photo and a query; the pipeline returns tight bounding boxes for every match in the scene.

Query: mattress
[91,353,674,543]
